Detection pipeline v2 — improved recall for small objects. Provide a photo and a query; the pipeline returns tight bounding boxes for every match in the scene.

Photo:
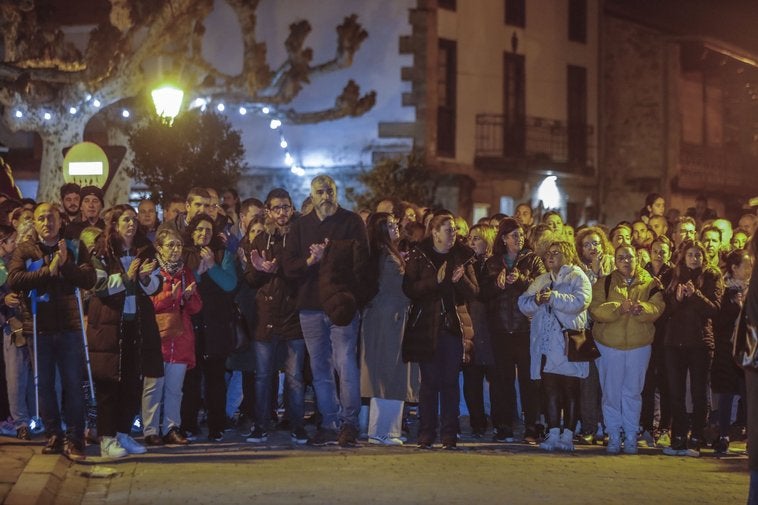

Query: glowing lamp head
[151,85,184,121]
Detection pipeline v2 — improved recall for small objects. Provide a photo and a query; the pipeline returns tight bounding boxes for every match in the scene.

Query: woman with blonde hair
[518,239,591,452]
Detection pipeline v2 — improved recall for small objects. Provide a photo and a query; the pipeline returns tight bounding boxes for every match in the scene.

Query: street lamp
[151,85,184,122]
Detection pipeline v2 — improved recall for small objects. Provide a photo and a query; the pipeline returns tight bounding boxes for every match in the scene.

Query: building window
[568,0,587,43]
[567,65,588,167]
[505,0,525,27]
[438,39,457,158]
[439,0,456,11]
[503,52,526,157]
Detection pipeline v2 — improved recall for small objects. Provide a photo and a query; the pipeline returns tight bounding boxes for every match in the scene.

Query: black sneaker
[523,425,539,444]
[42,434,63,454]
[470,428,485,439]
[208,431,224,443]
[308,428,339,446]
[493,427,514,443]
[291,427,309,445]
[245,426,268,443]
[63,438,86,462]
[338,424,359,447]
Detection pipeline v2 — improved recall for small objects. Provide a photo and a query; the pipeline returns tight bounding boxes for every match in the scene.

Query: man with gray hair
[283,175,369,447]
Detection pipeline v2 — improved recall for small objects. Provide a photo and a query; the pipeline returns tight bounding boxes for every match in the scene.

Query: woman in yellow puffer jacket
[589,244,665,455]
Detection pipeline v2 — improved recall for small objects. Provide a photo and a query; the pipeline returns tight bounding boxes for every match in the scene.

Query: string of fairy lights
[12,93,306,177]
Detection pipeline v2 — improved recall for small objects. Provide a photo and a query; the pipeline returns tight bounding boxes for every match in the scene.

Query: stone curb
[5,451,71,505]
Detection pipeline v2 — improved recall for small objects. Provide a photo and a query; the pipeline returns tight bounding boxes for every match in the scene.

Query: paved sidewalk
[0,438,72,505]
[3,428,747,505]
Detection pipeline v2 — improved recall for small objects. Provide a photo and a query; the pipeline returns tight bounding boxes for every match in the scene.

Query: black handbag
[562,326,601,362]
[732,305,758,371]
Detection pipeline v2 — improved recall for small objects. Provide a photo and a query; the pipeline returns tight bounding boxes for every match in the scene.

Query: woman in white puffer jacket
[518,239,592,452]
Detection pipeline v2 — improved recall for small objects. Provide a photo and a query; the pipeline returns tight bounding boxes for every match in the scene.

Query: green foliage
[346,152,436,210]
[127,110,247,202]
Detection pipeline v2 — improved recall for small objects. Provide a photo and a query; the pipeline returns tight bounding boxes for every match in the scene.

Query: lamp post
[151,85,184,123]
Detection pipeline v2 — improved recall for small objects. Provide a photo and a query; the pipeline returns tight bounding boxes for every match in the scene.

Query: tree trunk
[37,121,86,202]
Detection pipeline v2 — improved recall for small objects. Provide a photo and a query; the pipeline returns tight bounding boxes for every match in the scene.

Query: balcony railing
[475,114,595,173]
[678,143,758,194]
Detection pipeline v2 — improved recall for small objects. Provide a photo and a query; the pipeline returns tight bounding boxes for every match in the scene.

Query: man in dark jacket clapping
[8,203,96,460]
[282,175,369,447]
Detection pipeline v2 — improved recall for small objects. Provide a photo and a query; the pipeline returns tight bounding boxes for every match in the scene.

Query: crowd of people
[0,178,756,496]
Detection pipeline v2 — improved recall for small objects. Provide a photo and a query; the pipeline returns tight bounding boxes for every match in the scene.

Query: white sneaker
[100,436,128,459]
[557,429,575,452]
[539,428,561,451]
[116,432,147,454]
[368,435,404,446]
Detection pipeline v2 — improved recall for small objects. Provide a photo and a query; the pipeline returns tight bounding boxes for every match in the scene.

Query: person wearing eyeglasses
[661,239,723,457]
[243,188,310,446]
[589,245,665,455]
[180,213,238,443]
[143,228,201,447]
[518,239,591,452]
[574,226,614,445]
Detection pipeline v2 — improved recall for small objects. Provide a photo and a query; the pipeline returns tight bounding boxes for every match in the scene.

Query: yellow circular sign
[62,141,109,188]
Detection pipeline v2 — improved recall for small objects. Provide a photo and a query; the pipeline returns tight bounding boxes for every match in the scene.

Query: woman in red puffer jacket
[142,228,202,447]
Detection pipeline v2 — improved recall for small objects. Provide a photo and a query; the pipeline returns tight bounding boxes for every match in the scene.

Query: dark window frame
[505,0,526,28]
[439,0,456,11]
[437,39,457,158]
[567,64,588,167]
[503,52,526,157]
[568,0,587,43]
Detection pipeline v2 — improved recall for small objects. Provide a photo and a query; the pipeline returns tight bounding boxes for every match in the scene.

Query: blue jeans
[35,330,86,440]
[3,328,33,428]
[299,311,360,430]
[254,337,306,430]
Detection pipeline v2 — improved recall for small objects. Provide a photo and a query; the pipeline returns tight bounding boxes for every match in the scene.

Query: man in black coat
[8,203,96,460]
[282,175,369,447]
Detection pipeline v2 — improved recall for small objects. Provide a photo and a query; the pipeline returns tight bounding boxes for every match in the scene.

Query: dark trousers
[578,361,601,434]
[418,330,462,445]
[666,345,712,440]
[37,330,86,440]
[542,372,579,431]
[491,331,539,427]
[239,371,256,419]
[181,353,228,435]
[95,322,141,437]
[641,341,670,432]
[461,364,500,432]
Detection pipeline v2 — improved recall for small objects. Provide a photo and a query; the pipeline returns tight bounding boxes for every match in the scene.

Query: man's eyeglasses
[616,255,635,262]
[162,242,182,250]
[269,205,292,214]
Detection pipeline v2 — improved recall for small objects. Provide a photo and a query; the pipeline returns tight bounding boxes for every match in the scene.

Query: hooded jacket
[662,265,723,349]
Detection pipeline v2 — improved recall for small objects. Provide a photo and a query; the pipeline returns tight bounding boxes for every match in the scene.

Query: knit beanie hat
[80,185,104,205]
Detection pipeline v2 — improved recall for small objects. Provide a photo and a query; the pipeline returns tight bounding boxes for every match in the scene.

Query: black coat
[662,265,723,350]
[318,237,371,326]
[712,282,746,393]
[86,242,163,381]
[245,227,302,341]
[481,249,545,335]
[8,238,96,336]
[401,239,478,363]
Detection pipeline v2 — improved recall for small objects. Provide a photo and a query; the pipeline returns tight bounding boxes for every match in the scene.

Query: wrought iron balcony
[474,114,595,174]
[677,142,758,195]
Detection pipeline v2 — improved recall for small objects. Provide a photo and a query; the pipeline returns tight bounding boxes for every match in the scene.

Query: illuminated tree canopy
[0,0,376,201]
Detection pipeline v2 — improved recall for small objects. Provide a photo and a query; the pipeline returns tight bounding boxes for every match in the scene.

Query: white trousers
[142,362,188,437]
[595,342,651,437]
[368,397,404,439]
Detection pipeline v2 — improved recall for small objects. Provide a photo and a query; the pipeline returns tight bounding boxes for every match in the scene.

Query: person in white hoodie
[518,239,592,452]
